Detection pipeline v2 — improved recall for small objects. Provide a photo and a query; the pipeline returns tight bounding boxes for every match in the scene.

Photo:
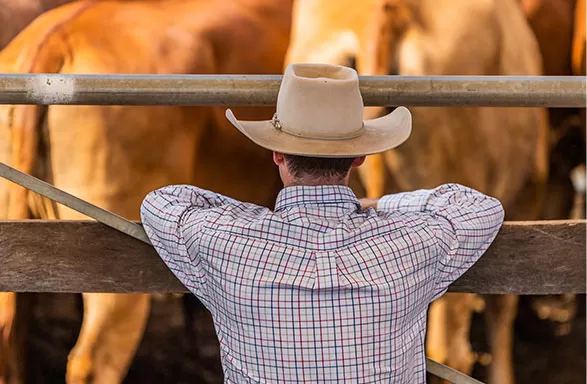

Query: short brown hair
[284,154,356,179]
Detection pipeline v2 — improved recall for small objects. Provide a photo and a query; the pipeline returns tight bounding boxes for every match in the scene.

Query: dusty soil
[17,292,586,384]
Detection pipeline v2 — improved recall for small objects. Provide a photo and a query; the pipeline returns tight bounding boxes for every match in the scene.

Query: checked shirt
[140,183,504,383]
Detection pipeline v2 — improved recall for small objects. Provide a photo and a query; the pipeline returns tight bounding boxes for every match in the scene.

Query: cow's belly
[386,106,543,205]
[46,104,204,220]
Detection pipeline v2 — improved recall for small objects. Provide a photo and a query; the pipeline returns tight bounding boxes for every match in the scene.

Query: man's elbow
[140,191,159,225]
[482,196,506,235]
[489,196,505,222]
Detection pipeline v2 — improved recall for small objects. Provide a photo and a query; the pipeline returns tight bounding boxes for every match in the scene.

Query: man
[140,63,505,383]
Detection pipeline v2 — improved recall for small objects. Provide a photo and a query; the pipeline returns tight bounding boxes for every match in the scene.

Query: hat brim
[225,106,412,158]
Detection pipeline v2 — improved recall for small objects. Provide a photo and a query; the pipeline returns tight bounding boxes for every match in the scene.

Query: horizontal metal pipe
[0,74,583,107]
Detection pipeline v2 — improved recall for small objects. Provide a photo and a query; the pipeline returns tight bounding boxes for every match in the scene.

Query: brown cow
[572,0,586,76]
[285,1,549,383]
[519,0,575,76]
[0,0,75,49]
[0,0,155,50]
[0,0,292,382]
[518,0,586,77]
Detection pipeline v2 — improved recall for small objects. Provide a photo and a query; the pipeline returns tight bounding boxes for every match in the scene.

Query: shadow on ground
[19,293,586,384]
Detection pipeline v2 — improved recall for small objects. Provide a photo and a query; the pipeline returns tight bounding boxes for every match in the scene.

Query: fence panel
[0,220,583,294]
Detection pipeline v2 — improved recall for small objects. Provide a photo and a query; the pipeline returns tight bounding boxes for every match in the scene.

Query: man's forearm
[359,184,504,230]
[359,198,379,210]
[371,184,500,214]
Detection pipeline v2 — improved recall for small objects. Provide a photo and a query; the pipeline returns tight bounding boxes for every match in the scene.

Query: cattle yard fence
[0,74,583,107]
[0,74,585,384]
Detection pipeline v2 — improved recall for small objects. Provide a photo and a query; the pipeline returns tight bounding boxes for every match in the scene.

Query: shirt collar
[274,185,362,212]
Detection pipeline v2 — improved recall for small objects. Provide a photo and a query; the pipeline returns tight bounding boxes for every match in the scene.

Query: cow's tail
[3,1,96,221]
[0,2,98,383]
[572,0,586,76]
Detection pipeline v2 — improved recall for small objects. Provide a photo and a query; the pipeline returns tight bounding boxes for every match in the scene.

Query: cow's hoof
[66,351,94,384]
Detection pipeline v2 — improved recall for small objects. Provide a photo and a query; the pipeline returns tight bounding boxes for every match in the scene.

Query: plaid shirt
[140,183,504,383]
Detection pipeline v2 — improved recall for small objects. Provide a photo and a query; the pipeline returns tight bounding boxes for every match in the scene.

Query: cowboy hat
[225,63,412,158]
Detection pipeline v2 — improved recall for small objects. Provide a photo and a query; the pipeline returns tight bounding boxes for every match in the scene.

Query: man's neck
[283,176,349,188]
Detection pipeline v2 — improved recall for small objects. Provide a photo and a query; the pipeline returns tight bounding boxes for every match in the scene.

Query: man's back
[141,183,504,383]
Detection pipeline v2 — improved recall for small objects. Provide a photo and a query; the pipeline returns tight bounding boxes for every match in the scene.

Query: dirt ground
[17,292,586,384]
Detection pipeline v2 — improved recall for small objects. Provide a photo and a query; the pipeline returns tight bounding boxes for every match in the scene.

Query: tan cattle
[285,1,549,383]
[0,0,292,382]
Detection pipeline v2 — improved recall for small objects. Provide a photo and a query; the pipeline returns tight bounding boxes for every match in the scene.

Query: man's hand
[359,198,379,210]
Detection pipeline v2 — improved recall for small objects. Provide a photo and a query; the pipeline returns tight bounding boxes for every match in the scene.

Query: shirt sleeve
[140,184,240,298]
[377,183,505,300]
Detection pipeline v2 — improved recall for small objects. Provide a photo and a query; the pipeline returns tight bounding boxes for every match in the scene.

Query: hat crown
[274,63,365,140]
[224,62,412,158]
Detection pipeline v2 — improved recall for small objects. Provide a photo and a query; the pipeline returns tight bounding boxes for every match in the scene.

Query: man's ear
[351,156,366,168]
[273,152,285,166]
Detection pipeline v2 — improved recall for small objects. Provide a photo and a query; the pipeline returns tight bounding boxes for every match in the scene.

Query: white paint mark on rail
[26,75,76,104]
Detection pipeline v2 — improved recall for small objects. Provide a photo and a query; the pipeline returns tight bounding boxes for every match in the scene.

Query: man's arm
[140,185,240,296]
[364,183,505,300]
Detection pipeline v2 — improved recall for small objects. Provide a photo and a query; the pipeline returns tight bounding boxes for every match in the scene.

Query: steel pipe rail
[0,74,584,107]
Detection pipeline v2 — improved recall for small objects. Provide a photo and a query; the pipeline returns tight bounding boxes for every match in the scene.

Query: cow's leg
[444,293,477,376]
[426,296,448,366]
[484,294,518,384]
[532,163,584,332]
[546,164,584,334]
[570,164,586,220]
[66,293,150,384]
[427,293,479,384]
[188,299,223,383]
[0,293,17,384]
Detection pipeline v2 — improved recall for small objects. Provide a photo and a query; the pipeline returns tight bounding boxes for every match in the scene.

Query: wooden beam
[0,220,584,294]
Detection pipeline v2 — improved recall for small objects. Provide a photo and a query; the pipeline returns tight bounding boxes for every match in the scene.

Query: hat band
[271,113,365,141]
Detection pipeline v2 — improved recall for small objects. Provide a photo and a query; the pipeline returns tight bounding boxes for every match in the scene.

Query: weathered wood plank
[0,220,584,294]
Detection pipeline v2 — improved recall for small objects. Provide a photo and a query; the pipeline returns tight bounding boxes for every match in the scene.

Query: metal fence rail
[0,74,584,107]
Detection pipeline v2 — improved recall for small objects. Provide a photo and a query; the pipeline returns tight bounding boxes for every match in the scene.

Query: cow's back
[286,0,379,65]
